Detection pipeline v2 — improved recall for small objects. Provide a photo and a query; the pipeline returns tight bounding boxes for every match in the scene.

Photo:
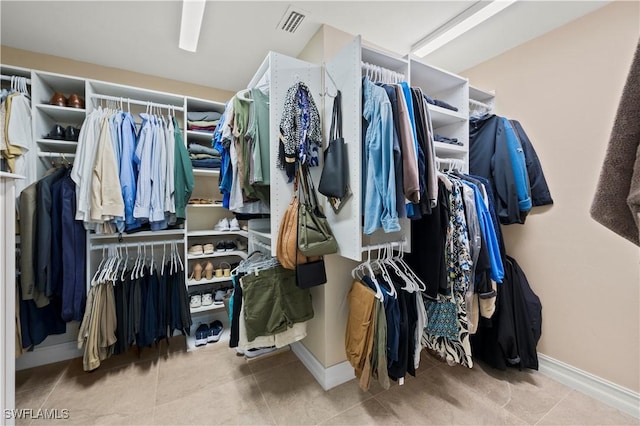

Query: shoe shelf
[36,139,78,152]
[193,169,220,177]
[187,230,248,238]
[35,104,86,121]
[187,203,224,208]
[190,303,226,315]
[186,250,248,260]
[187,276,232,287]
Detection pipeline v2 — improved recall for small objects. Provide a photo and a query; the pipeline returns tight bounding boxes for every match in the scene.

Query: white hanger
[365,248,384,301]
[120,245,130,282]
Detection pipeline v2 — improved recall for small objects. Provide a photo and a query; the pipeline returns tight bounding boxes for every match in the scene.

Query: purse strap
[299,163,322,213]
[329,90,342,141]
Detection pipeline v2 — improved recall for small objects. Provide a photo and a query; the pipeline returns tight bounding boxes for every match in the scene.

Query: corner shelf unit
[183,95,247,329]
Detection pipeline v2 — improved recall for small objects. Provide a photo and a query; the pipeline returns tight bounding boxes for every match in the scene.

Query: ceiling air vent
[278,6,306,34]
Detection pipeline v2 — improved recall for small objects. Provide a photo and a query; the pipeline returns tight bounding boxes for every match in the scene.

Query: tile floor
[15,335,638,426]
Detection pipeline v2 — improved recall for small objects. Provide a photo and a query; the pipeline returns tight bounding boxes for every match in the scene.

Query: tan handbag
[276,170,306,269]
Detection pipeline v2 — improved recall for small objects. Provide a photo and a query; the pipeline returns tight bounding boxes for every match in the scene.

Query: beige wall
[463,1,640,392]
[1,46,234,101]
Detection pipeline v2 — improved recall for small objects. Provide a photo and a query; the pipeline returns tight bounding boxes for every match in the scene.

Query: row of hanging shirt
[405,165,506,368]
[0,75,33,193]
[213,84,271,215]
[346,244,428,391]
[72,101,194,234]
[227,252,313,353]
[361,72,441,235]
[78,241,191,371]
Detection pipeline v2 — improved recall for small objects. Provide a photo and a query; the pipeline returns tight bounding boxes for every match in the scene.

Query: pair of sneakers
[214,217,240,232]
[195,320,224,347]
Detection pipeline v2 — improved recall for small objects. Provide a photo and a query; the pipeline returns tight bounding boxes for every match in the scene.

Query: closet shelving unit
[183,96,247,349]
[408,55,470,172]
[469,85,495,114]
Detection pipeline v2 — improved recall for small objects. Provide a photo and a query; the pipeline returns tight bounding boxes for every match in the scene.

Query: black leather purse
[318,91,349,202]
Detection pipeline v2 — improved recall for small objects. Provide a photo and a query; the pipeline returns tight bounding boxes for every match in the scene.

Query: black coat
[470,255,542,371]
[469,115,524,225]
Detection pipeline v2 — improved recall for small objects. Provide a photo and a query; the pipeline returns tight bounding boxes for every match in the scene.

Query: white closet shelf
[88,229,186,240]
[186,96,226,112]
[409,57,467,94]
[88,80,184,107]
[187,203,223,208]
[35,70,86,95]
[187,230,248,238]
[428,105,467,128]
[193,169,220,177]
[35,104,86,121]
[248,230,271,240]
[362,44,408,73]
[36,139,78,152]
[186,129,215,143]
[190,303,226,315]
[187,250,248,260]
[187,276,232,287]
[433,142,467,156]
[469,86,495,103]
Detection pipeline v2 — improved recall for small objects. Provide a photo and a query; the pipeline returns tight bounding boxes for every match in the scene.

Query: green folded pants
[241,266,314,342]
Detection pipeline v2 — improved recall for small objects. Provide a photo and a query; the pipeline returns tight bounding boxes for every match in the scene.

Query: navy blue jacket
[469,115,526,225]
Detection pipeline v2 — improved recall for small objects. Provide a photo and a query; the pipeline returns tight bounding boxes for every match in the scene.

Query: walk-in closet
[0,1,638,425]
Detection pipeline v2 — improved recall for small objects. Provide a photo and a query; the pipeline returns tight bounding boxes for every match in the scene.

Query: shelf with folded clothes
[428,104,467,128]
[186,250,248,260]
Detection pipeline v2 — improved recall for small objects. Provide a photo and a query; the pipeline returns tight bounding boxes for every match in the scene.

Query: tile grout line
[251,371,279,426]
[28,361,71,425]
[533,389,573,426]
[151,354,161,425]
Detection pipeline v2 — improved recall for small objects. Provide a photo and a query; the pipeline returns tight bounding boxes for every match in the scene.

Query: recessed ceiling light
[179,0,206,52]
[412,0,518,57]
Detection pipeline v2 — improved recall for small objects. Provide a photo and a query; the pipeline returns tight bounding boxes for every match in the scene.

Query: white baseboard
[291,342,355,391]
[538,353,640,419]
[15,342,81,371]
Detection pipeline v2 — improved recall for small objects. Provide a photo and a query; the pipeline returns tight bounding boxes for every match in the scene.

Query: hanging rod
[37,152,76,158]
[90,94,184,111]
[1,74,31,84]
[89,238,184,251]
[360,239,406,253]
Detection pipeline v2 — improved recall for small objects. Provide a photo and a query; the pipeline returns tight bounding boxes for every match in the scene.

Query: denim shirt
[133,113,154,220]
[464,180,504,283]
[362,77,400,234]
[119,112,141,231]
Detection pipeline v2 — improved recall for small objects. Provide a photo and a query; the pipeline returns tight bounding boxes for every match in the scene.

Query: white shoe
[214,218,230,232]
[229,218,240,231]
[245,347,277,359]
[190,294,202,309]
